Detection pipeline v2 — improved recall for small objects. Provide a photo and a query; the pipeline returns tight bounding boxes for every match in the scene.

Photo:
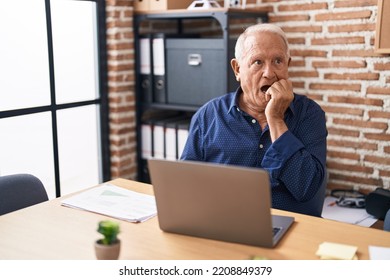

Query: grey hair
[234,23,290,61]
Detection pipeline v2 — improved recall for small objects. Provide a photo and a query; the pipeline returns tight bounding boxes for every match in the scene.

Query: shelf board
[134,7,268,20]
[142,102,200,112]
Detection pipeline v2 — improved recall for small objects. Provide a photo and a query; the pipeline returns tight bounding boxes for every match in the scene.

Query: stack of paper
[321,196,377,227]
[316,242,358,260]
[61,183,157,223]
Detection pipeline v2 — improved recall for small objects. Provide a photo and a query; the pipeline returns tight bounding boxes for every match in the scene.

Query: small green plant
[97,220,120,245]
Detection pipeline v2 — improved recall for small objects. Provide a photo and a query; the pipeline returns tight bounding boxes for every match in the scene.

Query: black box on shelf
[165,38,238,107]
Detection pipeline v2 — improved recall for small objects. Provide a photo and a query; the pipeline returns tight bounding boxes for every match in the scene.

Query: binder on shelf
[166,117,191,160]
[152,116,186,160]
[141,118,154,159]
[141,110,184,160]
[139,35,153,103]
[177,120,190,159]
[152,33,167,104]
[142,115,190,161]
[165,121,178,161]
[153,118,166,159]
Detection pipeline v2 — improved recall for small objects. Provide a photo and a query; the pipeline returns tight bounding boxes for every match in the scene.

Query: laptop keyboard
[273,227,282,236]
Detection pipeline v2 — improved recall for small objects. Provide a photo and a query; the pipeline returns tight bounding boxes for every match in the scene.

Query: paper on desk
[61,183,157,223]
[316,242,358,260]
[369,246,390,260]
[322,196,377,227]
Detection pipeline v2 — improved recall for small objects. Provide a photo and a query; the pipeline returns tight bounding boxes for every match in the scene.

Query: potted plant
[94,220,121,260]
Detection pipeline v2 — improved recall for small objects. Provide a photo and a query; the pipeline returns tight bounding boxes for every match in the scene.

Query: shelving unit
[133,8,268,183]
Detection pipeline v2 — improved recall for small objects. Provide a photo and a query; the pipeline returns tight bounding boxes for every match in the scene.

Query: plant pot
[94,239,121,260]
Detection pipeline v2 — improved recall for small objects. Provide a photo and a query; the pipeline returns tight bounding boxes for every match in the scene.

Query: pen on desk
[327,201,337,207]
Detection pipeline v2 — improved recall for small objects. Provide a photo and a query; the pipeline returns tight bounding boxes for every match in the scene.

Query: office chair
[0,173,48,215]
[384,209,390,232]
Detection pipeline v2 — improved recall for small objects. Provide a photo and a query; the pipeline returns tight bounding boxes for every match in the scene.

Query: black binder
[139,34,153,103]
[152,33,167,103]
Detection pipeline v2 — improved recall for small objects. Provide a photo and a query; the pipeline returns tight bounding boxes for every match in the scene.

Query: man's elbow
[295,176,327,202]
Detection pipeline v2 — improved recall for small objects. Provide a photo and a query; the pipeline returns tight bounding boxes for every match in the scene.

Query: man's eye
[275,58,283,65]
[254,60,262,65]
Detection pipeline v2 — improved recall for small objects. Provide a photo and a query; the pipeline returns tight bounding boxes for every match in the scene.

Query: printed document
[321,196,377,227]
[61,183,157,222]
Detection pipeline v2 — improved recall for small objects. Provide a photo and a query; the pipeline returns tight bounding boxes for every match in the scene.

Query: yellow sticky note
[316,242,358,260]
[319,254,359,260]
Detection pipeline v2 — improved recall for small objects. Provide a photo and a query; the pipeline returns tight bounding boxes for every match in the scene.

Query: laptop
[148,158,294,248]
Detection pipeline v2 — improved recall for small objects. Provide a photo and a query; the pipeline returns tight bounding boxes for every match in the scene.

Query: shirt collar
[227,87,242,114]
[228,86,296,116]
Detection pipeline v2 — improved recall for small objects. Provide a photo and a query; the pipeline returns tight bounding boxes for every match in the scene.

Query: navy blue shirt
[181,88,328,216]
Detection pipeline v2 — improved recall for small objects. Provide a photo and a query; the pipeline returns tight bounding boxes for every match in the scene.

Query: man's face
[232,31,290,110]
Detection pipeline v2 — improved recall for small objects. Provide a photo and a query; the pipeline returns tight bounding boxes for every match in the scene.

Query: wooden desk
[0,178,389,260]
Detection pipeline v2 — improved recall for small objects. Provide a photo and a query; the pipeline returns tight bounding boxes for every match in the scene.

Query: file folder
[165,121,178,161]
[152,33,167,103]
[165,117,190,160]
[141,113,190,161]
[139,35,153,103]
[177,120,190,159]
[153,118,166,159]
[141,112,185,160]
[141,119,154,159]
[152,116,189,160]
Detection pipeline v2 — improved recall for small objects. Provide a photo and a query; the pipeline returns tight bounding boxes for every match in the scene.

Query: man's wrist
[268,119,288,142]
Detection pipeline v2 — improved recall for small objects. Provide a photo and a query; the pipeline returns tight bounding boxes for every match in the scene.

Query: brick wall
[106,0,390,193]
[106,0,137,179]
[254,0,390,193]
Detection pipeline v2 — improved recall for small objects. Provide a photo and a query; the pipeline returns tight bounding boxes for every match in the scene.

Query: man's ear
[230,58,240,82]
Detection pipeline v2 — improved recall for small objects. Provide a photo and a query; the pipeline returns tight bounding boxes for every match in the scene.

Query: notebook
[148,158,294,248]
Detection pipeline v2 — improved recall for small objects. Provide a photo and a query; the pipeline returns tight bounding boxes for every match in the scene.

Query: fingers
[265,79,293,119]
[265,92,272,102]
[266,79,293,102]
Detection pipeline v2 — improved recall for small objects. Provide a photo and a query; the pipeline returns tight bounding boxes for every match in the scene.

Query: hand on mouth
[261,85,272,102]
[261,85,271,94]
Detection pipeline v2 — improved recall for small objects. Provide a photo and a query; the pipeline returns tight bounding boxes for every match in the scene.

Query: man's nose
[263,63,276,79]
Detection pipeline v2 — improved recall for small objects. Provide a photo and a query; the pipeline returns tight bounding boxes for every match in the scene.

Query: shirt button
[252,119,256,124]
[259,144,264,149]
